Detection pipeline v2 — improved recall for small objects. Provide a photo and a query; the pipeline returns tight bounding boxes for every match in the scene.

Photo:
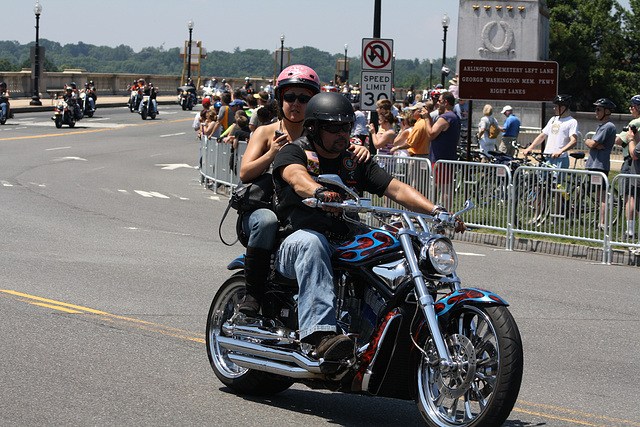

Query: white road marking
[155,163,194,170]
[169,193,189,200]
[134,190,170,199]
[159,132,186,138]
[46,146,71,151]
[457,252,486,257]
[1,180,13,187]
[53,156,87,161]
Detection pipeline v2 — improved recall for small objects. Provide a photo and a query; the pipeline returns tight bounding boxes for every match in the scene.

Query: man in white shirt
[523,94,578,169]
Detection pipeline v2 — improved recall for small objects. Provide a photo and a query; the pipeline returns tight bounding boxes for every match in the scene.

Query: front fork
[397,228,455,371]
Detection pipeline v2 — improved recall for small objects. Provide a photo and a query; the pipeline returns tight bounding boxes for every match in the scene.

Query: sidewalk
[9,95,179,113]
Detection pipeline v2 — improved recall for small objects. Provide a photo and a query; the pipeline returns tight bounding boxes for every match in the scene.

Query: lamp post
[429,58,434,90]
[30,1,43,106]
[441,13,450,87]
[186,19,194,81]
[343,43,348,84]
[279,33,285,74]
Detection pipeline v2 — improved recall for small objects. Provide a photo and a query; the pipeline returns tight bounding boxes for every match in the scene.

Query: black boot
[238,246,272,316]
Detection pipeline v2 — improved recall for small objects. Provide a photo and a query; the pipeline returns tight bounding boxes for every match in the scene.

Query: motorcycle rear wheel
[68,116,76,128]
[206,273,293,396]
[415,304,523,427]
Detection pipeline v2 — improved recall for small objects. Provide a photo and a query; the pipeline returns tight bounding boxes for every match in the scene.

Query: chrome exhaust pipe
[217,336,323,377]
[222,320,297,345]
[227,354,322,379]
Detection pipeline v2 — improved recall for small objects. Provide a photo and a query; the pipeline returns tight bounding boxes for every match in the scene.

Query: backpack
[488,117,499,139]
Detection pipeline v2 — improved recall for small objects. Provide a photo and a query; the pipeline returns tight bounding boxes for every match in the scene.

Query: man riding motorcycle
[271,92,465,361]
[139,80,158,115]
[0,81,10,124]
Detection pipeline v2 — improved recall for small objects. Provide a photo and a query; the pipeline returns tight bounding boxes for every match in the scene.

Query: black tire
[150,109,156,120]
[206,273,293,396]
[55,115,62,128]
[141,105,148,120]
[129,100,136,113]
[415,304,523,427]
[68,116,76,128]
[1,115,6,125]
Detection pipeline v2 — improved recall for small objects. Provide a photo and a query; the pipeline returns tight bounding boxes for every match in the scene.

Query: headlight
[420,238,458,275]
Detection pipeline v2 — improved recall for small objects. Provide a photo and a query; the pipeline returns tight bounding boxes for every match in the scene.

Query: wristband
[430,205,446,215]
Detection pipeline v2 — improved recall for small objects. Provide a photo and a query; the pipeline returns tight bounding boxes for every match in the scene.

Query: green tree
[547,0,629,110]
[0,58,16,71]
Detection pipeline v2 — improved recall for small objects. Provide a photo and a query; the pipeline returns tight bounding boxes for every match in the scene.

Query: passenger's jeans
[276,229,339,341]
[0,102,7,118]
[242,208,278,250]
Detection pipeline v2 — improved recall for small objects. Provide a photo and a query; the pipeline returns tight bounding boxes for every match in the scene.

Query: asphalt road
[1,106,639,426]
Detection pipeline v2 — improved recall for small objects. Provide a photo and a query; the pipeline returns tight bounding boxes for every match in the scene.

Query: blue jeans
[139,99,157,114]
[0,102,7,118]
[241,208,278,250]
[276,229,339,341]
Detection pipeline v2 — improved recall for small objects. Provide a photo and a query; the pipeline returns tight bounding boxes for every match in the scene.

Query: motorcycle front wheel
[140,105,148,120]
[206,272,293,396]
[54,115,62,128]
[415,304,523,427]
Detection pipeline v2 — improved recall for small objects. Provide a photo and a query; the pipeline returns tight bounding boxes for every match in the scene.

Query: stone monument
[455,0,551,131]
[456,0,549,63]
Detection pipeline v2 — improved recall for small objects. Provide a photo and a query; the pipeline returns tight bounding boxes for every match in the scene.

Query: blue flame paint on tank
[335,229,401,262]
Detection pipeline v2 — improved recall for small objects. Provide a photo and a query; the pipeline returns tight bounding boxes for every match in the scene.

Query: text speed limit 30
[360,71,393,111]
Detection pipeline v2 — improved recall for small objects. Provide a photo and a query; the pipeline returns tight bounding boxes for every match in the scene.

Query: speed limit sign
[360,71,393,111]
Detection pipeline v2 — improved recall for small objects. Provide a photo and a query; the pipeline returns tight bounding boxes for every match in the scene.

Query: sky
[4,0,633,62]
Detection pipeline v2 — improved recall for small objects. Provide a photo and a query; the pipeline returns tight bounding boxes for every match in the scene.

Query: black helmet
[553,94,572,106]
[0,81,6,87]
[593,98,616,110]
[70,82,77,89]
[304,92,355,127]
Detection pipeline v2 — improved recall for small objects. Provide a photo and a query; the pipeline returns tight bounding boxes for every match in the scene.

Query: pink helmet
[274,64,321,103]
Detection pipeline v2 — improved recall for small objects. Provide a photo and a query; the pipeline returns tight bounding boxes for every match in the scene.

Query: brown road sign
[459,60,558,102]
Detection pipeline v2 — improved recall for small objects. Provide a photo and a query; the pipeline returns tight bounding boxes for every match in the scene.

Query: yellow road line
[30,302,83,314]
[516,400,640,426]
[0,289,204,344]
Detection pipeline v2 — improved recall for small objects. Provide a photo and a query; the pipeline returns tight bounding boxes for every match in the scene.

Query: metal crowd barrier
[200,143,640,263]
[199,136,247,193]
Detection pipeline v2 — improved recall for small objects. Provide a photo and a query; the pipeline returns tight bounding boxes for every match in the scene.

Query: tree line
[1,0,638,112]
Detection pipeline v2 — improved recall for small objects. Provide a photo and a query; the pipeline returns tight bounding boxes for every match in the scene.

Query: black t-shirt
[272,135,393,236]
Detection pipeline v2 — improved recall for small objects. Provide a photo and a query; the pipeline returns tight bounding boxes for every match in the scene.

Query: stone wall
[0,70,270,99]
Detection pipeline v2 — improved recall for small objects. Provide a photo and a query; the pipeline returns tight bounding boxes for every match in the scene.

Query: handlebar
[302,197,473,233]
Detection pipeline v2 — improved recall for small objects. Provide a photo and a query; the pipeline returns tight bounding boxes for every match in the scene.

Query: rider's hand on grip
[314,186,342,215]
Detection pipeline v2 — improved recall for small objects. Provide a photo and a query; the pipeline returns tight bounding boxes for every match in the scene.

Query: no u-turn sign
[360,38,394,111]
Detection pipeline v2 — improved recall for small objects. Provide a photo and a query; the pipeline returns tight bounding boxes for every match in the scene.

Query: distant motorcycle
[0,99,9,125]
[177,85,197,110]
[52,98,78,128]
[128,87,142,113]
[139,93,157,120]
[80,92,95,117]
[201,80,224,103]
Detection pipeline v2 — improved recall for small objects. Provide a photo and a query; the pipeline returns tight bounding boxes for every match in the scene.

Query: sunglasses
[283,93,312,104]
[319,122,352,134]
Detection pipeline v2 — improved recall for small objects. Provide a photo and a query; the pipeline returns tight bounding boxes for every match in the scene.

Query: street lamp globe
[188,19,194,30]
[34,1,42,15]
[280,33,285,43]
[442,13,450,28]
